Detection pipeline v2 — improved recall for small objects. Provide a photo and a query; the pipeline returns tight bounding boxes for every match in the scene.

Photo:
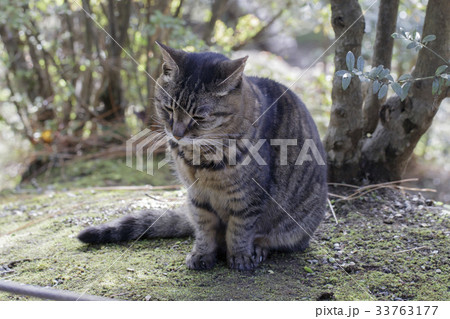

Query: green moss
[0,188,449,300]
[7,157,176,193]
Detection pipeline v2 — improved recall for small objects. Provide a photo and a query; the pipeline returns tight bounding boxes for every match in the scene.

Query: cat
[78,42,328,271]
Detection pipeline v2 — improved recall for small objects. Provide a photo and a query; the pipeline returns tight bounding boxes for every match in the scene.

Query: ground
[0,161,449,301]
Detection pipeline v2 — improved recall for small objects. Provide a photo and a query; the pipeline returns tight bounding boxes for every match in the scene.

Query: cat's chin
[173,137,193,146]
[167,136,195,147]
[165,130,192,146]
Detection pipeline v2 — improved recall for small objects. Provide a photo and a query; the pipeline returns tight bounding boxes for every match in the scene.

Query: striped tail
[77,206,194,244]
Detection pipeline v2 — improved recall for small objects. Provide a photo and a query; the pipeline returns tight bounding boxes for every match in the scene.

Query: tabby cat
[78,42,328,271]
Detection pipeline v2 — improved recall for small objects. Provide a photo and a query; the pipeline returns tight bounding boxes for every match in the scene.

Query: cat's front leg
[186,202,220,270]
[226,215,260,271]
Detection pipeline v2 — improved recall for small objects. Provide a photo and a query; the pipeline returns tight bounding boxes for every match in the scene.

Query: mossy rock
[0,188,448,300]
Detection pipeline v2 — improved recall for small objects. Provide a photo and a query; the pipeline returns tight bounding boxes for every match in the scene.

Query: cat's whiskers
[147,132,167,155]
[200,132,243,139]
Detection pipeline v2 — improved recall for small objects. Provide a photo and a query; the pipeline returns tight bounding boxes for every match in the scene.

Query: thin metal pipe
[0,280,113,301]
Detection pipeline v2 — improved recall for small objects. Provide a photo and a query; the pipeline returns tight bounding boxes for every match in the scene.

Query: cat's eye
[162,63,172,76]
[192,115,206,122]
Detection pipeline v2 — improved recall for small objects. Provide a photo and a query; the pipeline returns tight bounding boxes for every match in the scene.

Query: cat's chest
[171,146,248,218]
[193,169,251,220]
[172,147,238,184]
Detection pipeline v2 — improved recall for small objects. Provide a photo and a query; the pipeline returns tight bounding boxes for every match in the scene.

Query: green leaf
[398,74,413,82]
[422,34,436,43]
[335,70,347,77]
[378,84,388,99]
[372,80,381,94]
[379,68,390,79]
[391,33,403,39]
[401,82,411,100]
[304,266,314,273]
[369,65,383,78]
[374,65,384,76]
[385,74,394,82]
[439,73,450,86]
[359,75,370,83]
[432,77,440,95]
[346,51,355,71]
[435,65,448,76]
[407,42,418,49]
[391,82,403,98]
[357,56,364,72]
[342,73,352,90]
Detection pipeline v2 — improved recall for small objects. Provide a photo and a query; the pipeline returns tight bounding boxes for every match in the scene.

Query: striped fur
[78,44,327,271]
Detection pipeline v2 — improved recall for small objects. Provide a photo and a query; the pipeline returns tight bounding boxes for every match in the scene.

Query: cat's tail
[77,206,194,244]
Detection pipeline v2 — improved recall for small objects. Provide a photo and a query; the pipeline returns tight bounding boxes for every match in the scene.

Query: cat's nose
[172,122,186,140]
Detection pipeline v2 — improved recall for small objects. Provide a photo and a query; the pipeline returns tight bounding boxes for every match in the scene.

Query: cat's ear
[155,41,185,79]
[216,56,248,95]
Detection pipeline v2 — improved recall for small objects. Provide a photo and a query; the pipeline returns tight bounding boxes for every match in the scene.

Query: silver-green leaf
[346,51,355,71]
[372,80,381,94]
[401,82,411,100]
[378,84,388,99]
[398,74,413,82]
[432,77,440,95]
[422,34,436,43]
[379,68,390,79]
[399,27,406,37]
[374,65,384,76]
[435,65,448,76]
[407,42,419,49]
[335,70,347,77]
[391,82,403,98]
[357,56,364,72]
[385,74,394,82]
[342,73,352,90]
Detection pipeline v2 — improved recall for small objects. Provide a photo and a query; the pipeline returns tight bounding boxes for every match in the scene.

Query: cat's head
[154,42,248,144]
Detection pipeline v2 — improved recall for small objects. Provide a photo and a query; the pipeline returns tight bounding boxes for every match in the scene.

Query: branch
[4,73,34,142]
[203,0,229,45]
[360,0,449,182]
[362,0,399,134]
[173,0,184,17]
[231,6,287,51]
[25,20,113,126]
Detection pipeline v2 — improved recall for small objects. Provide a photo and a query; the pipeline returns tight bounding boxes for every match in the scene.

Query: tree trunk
[145,0,172,126]
[323,0,365,183]
[203,0,229,45]
[362,0,399,134]
[78,0,95,123]
[99,0,131,122]
[361,0,450,181]
[0,25,38,102]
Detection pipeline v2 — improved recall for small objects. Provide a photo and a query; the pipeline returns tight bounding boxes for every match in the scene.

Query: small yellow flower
[41,130,53,143]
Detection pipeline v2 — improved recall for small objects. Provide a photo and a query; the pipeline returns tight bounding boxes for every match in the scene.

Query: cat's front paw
[252,245,269,264]
[186,251,216,270]
[228,253,256,271]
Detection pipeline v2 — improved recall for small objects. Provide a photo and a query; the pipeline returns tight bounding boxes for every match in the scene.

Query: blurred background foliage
[0,0,448,201]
